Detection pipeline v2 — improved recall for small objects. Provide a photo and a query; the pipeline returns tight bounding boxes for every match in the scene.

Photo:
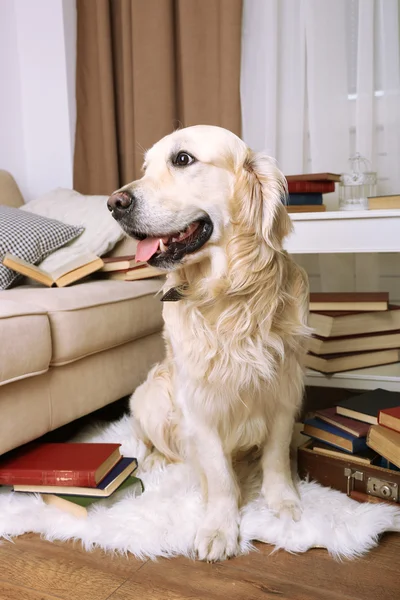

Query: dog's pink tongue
[135,238,160,263]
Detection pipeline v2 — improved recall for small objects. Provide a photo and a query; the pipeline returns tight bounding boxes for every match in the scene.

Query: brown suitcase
[298,440,400,505]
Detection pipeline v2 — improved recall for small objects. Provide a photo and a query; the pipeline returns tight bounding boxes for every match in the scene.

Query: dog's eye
[173,152,195,167]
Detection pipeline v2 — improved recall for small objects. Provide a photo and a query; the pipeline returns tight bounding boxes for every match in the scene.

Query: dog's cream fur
[118,126,310,561]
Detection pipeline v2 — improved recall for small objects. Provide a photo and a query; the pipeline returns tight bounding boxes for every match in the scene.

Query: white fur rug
[0,415,399,560]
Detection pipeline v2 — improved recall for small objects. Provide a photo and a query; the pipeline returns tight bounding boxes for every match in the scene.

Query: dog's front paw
[263,483,302,522]
[195,517,240,562]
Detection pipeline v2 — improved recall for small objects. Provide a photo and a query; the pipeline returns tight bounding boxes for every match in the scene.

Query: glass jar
[339,154,377,211]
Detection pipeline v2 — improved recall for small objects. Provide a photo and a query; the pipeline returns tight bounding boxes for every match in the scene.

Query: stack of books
[305,292,400,374]
[0,442,141,518]
[100,255,163,281]
[284,173,341,213]
[303,388,400,470]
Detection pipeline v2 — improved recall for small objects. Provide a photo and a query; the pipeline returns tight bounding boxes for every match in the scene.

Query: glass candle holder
[339,154,377,211]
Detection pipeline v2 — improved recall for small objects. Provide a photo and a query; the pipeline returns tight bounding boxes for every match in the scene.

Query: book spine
[286,205,326,213]
[288,181,335,194]
[288,194,323,206]
[0,470,96,487]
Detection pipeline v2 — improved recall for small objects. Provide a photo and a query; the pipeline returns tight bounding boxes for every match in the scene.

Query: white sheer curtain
[241,0,400,195]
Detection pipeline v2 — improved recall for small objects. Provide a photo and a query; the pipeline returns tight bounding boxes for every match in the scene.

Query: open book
[3,252,104,288]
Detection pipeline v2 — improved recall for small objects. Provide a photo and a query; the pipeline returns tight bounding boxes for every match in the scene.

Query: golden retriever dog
[107,125,310,562]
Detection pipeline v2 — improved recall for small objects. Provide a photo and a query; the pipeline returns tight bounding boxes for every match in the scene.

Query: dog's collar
[160,286,185,302]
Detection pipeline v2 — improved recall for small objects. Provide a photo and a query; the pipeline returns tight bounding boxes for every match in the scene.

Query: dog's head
[107,125,292,270]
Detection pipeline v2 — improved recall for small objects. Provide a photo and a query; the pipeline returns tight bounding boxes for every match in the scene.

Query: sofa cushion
[0,205,84,290]
[0,300,52,386]
[1,279,165,366]
[21,188,125,272]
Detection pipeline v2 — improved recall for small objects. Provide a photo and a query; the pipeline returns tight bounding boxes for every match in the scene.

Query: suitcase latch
[366,477,399,502]
[344,468,364,496]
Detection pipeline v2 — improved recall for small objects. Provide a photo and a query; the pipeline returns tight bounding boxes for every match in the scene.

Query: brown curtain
[74,0,243,195]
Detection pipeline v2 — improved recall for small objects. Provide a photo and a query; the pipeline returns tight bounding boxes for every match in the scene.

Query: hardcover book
[287,181,335,194]
[286,205,326,213]
[367,425,400,469]
[40,475,143,519]
[302,418,368,453]
[305,349,400,374]
[314,407,370,437]
[0,443,121,487]
[285,173,341,182]
[13,456,137,495]
[105,264,163,281]
[368,195,400,210]
[308,330,400,356]
[100,255,138,272]
[378,406,400,433]
[2,252,103,288]
[308,305,400,338]
[310,440,378,465]
[309,292,389,312]
[287,194,323,206]
[337,389,400,425]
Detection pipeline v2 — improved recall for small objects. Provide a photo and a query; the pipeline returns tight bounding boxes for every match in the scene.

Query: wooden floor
[0,531,398,600]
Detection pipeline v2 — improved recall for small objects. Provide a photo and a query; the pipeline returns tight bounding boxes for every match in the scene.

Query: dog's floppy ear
[237,150,292,251]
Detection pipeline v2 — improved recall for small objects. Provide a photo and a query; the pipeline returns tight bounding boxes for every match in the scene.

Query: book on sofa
[100,255,138,272]
[104,264,164,281]
[2,252,104,287]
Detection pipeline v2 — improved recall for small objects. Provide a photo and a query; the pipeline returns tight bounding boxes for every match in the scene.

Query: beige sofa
[0,171,165,456]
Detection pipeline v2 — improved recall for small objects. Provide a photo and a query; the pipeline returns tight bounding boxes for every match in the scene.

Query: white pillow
[21,188,125,271]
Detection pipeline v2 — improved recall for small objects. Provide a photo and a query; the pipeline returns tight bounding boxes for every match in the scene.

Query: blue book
[288,193,323,205]
[377,457,400,472]
[303,418,368,454]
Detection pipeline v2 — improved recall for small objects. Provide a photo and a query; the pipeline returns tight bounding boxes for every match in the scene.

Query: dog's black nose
[107,191,134,214]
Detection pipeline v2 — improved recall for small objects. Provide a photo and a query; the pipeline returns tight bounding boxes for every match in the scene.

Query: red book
[378,406,400,434]
[0,443,121,487]
[287,181,335,194]
[315,407,370,438]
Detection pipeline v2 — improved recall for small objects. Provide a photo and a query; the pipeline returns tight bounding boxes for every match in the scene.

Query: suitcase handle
[344,468,364,496]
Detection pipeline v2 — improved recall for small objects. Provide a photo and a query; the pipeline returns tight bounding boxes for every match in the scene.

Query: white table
[284,209,400,392]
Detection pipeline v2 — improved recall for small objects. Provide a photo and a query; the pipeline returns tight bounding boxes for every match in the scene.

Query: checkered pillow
[0,205,84,289]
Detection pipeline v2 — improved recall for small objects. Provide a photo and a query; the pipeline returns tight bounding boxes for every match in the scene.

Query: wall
[295,253,400,305]
[0,0,76,202]
[0,1,26,195]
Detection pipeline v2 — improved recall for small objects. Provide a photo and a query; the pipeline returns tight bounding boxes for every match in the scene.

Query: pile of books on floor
[284,172,340,213]
[100,255,163,281]
[305,292,400,374]
[302,388,400,471]
[0,442,141,518]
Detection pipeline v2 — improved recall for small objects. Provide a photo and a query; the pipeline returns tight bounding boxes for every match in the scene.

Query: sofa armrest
[0,171,24,208]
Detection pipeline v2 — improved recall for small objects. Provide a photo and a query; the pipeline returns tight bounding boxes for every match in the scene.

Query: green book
[57,475,144,507]
[40,475,143,518]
